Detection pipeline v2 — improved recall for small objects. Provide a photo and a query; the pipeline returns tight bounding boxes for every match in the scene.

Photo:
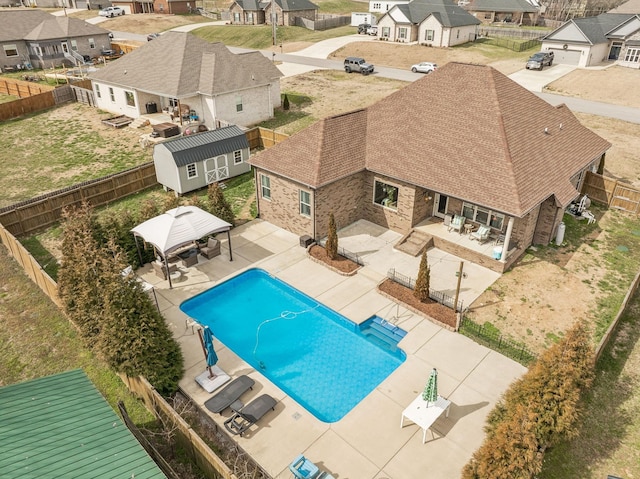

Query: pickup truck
[526,51,554,70]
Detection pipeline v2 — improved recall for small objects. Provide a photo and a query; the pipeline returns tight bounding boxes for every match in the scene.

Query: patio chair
[204,375,255,414]
[223,394,277,436]
[199,238,221,259]
[289,454,320,479]
[152,261,177,280]
[470,225,491,243]
[447,214,466,234]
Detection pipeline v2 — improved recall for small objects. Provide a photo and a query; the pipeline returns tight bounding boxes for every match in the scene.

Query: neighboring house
[0,9,111,71]
[230,0,318,25]
[462,0,540,26]
[0,369,167,479]
[113,0,190,14]
[369,0,410,14]
[541,12,640,67]
[89,32,283,128]
[376,0,481,45]
[249,63,610,273]
[154,126,251,195]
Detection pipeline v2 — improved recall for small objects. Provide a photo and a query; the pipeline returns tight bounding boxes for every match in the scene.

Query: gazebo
[131,206,233,288]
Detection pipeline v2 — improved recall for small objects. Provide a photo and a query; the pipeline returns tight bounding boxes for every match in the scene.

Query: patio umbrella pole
[226,230,233,261]
[164,255,173,289]
[133,236,143,266]
[196,327,213,378]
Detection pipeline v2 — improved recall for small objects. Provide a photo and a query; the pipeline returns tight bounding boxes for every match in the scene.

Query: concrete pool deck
[138,219,527,479]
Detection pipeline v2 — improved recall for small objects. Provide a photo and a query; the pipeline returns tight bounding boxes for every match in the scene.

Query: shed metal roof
[159,125,250,167]
[0,369,166,479]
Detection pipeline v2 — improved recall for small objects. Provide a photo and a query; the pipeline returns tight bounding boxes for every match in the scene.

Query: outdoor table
[400,394,451,443]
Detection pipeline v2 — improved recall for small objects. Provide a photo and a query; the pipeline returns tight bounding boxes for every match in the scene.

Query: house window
[3,44,18,57]
[89,38,95,49]
[109,87,115,102]
[71,40,78,51]
[260,174,271,199]
[462,202,504,230]
[31,44,42,56]
[485,13,491,19]
[624,48,640,63]
[398,27,407,40]
[233,150,242,165]
[234,12,240,22]
[456,30,460,39]
[382,26,390,37]
[300,190,311,217]
[373,180,398,210]
[95,84,101,98]
[169,98,179,107]
[247,12,253,23]
[425,29,434,41]
[186,163,197,179]
[125,91,135,107]
[236,96,243,113]
[373,2,381,8]
[51,44,60,54]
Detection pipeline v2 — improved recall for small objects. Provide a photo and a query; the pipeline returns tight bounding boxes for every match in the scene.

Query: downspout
[313,188,317,241]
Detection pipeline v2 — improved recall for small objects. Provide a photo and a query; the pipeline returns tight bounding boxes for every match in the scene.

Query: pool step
[368,317,407,341]
[360,316,407,350]
[362,328,399,351]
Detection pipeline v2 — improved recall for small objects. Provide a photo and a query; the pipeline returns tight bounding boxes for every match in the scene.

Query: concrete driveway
[508,63,577,92]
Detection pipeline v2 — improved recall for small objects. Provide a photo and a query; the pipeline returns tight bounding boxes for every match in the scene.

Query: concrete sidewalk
[140,219,527,479]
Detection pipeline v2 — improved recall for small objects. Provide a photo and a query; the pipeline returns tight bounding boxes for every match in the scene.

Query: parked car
[344,57,374,75]
[367,26,378,35]
[526,51,554,70]
[99,6,124,17]
[357,23,371,34]
[411,62,438,73]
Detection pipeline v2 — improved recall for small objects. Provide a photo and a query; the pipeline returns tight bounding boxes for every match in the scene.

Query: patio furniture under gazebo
[131,205,232,288]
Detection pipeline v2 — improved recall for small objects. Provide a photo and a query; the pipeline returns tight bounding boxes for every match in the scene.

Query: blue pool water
[180,268,406,423]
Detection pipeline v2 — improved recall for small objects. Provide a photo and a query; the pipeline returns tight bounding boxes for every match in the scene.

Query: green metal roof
[0,369,167,479]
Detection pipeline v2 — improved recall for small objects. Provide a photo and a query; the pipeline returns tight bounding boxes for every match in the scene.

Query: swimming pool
[180,268,406,422]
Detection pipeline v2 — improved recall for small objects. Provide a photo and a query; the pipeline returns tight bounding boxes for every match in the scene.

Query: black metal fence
[481,36,541,52]
[459,317,537,366]
[387,268,464,312]
[318,239,365,266]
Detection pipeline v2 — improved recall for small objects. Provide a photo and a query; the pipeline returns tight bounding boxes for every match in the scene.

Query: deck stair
[395,229,433,256]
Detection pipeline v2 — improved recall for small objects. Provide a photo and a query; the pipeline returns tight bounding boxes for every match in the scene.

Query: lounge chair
[223,394,277,436]
[199,237,221,259]
[289,454,320,479]
[448,214,465,234]
[203,375,255,414]
[470,224,491,243]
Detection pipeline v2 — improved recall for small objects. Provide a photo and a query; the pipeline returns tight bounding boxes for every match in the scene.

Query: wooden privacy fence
[0,77,55,97]
[0,162,157,236]
[0,82,76,121]
[581,171,640,214]
[245,126,288,149]
[0,222,60,306]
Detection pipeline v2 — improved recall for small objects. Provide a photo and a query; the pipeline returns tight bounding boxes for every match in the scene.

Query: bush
[326,212,338,260]
[207,183,235,226]
[413,249,430,302]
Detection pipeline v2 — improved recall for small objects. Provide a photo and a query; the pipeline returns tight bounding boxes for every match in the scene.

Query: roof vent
[544,127,549,134]
[559,123,563,130]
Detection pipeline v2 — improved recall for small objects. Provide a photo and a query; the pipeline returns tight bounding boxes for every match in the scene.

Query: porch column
[500,216,514,262]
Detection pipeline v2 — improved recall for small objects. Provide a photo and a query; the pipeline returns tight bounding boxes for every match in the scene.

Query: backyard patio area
[136,218,526,479]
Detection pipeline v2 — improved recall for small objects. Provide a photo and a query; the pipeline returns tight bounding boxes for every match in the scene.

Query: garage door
[549,48,581,65]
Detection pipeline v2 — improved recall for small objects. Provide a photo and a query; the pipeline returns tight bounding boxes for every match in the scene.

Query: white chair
[470,225,491,243]
[582,210,596,224]
[447,214,465,234]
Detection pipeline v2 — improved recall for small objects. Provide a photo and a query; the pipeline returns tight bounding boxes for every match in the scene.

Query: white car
[411,62,438,74]
[99,6,124,17]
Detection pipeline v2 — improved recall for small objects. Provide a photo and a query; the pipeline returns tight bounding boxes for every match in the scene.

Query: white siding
[93,82,140,118]
[153,144,182,193]
[543,42,592,67]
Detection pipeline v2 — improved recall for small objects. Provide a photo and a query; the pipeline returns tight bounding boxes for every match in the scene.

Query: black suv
[344,57,374,75]
[526,51,554,70]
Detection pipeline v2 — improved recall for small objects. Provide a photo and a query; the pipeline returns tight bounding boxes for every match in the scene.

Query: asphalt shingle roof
[89,32,282,98]
[0,370,166,479]
[250,63,610,217]
[398,0,481,26]
[277,0,318,10]
[545,13,635,44]
[465,0,538,13]
[0,9,107,42]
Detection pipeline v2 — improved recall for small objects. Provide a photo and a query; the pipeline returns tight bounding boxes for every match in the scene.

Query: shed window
[374,180,398,210]
[125,91,135,107]
[260,174,271,199]
[187,163,197,179]
[3,44,18,57]
[300,190,311,217]
[109,87,115,102]
[233,150,242,164]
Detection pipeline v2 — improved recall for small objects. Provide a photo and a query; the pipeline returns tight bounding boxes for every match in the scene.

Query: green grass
[0,103,151,207]
[314,0,369,13]
[192,24,356,49]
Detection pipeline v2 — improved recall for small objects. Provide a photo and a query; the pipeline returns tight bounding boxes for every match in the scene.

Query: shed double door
[205,156,229,184]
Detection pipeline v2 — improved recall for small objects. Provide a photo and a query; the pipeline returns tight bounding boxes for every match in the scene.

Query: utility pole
[453,261,464,314]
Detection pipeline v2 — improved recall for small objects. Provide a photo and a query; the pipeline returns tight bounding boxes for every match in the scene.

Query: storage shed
[153,125,250,195]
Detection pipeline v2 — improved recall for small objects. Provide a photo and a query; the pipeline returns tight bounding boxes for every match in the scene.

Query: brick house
[113,0,192,14]
[249,63,610,273]
[230,0,318,26]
